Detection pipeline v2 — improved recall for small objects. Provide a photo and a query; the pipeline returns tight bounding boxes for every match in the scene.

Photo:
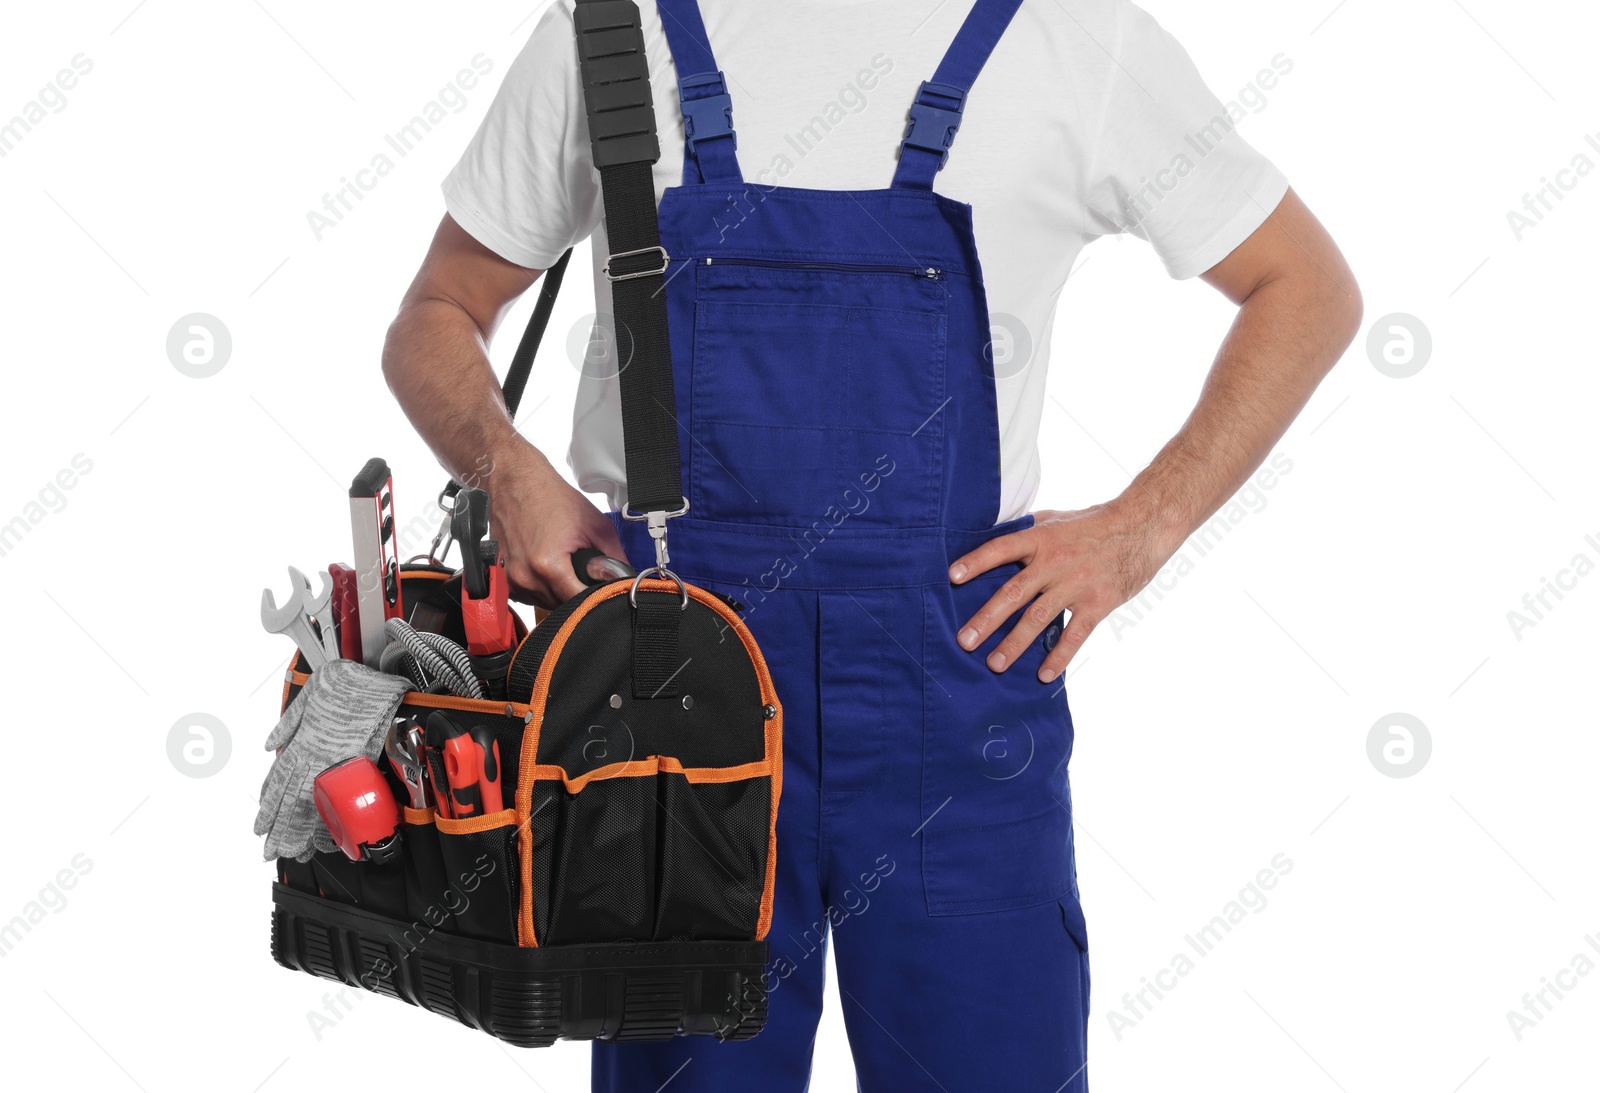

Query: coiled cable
[381,617,485,699]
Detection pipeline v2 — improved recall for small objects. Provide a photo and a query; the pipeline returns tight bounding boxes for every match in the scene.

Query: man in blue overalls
[384,1,1361,1088]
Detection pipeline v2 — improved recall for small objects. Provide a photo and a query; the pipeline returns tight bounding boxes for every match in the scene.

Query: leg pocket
[920,569,1077,915]
[923,808,1075,915]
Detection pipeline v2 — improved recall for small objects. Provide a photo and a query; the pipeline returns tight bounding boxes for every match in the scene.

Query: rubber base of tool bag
[271,883,768,1046]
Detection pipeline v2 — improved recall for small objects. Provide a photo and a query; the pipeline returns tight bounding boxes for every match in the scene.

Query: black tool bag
[269,0,782,1046]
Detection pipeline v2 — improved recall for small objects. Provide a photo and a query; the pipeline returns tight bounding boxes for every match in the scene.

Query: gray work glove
[254,659,412,862]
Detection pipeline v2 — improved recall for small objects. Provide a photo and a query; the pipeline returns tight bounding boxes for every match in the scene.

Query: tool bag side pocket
[525,770,659,946]
[400,806,456,933]
[436,809,520,944]
[280,641,533,939]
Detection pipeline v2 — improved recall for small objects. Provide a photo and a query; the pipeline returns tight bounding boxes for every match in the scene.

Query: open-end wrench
[291,566,343,663]
[261,570,330,670]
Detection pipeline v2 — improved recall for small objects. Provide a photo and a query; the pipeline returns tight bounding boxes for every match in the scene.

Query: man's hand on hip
[948,502,1172,684]
[947,189,1362,685]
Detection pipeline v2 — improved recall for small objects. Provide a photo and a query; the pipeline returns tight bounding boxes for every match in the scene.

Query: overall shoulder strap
[892,0,1025,191]
[655,0,742,184]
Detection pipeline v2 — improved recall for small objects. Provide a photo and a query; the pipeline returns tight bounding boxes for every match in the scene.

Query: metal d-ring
[630,566,689,610]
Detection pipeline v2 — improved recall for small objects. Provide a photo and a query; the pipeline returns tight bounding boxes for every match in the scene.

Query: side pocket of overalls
[919,564,1077,916]
[1061,896,1092,1049]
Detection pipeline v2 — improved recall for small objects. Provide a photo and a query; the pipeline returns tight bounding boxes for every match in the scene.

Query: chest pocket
[687,259,950,528]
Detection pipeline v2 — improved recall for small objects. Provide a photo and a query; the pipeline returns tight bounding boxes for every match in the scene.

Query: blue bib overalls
[603,1,1089,1087]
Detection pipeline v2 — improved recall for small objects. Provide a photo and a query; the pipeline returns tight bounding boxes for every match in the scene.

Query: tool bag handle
[444,0,684,538]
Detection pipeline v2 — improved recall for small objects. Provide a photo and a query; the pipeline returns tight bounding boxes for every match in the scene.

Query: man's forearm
[381,293,550,490]
[1117,240,1362,559]
[385,215,622,606]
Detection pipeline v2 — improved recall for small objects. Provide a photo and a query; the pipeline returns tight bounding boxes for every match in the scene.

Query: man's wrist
[1108,480,1193,561]
[457,432,552,496]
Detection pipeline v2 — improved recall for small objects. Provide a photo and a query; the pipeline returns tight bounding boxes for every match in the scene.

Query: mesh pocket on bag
[437,810,520,944]
[527,767,771,946]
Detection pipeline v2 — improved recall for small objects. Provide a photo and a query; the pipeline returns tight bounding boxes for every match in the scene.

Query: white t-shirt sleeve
[442,1,601,270]
[1083,3,1290,279]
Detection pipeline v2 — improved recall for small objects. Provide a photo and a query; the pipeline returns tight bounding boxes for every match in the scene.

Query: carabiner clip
[427,486,457,566]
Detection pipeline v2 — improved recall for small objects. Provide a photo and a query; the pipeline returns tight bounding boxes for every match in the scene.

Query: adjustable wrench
[384,717,430,810]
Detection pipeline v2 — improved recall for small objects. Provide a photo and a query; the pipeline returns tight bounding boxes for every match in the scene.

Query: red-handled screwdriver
[453,488,516,699]
[426,711,503,817]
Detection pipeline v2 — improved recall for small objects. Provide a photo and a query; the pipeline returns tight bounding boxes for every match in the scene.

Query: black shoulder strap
[571,0,685,531]
[447,0,685,557]
[500,245,573,424]
[573,0,688,699]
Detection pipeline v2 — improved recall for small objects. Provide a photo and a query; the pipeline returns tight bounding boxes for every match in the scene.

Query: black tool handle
[350,457,391,499]
[572,547,638,587]
[471,650,511,701]
[453,488,493,599]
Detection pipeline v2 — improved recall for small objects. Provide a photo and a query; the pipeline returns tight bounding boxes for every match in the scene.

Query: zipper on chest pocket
[700,256,942,280]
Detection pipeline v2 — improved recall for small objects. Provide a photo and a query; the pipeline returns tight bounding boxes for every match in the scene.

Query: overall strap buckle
[899,81,967,169]
[678,70,737,156]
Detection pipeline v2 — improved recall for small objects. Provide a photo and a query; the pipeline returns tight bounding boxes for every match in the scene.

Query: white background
[1,1,1595,1090]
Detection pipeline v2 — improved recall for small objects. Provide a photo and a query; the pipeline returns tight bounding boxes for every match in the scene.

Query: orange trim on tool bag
[403,805,437,825]
[398,692,532,716]
[515,578,784,947]
[437,808,515,835]
[757,668,782,942]
[280,670,533,721]
[503,585,607,695]
[279,653,298,715]
[524,757,772,793]
[514,582,617,946]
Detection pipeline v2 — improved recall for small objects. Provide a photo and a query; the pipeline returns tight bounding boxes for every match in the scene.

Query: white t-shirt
[443,0,1288,523]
